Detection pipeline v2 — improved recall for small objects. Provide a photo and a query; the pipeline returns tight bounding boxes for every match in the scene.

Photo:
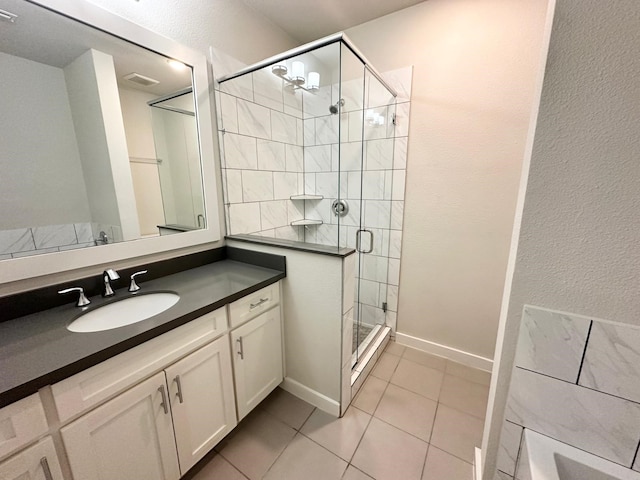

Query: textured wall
[346,0,551,360]
[484,0,640,476]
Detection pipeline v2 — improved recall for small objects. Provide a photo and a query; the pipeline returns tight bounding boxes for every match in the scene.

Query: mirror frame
[1,0,222,284]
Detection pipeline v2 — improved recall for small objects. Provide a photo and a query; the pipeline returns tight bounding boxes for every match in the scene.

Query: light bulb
[291,61,305,80]
[308,72,320,89]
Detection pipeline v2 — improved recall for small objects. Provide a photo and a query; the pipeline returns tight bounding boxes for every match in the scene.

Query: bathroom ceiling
[239,0,427,43]
[1,0,191,96]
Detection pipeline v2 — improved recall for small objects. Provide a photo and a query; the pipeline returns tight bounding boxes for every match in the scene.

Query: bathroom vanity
[0,247,285,479]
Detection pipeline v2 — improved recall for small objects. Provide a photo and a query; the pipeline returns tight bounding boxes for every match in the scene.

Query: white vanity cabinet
[61,335,236,479]
[0,437,64,480]
[229,284,284,420]
[164,337,236,472]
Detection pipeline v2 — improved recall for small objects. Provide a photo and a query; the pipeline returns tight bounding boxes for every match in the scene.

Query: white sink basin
[68,293,180,333]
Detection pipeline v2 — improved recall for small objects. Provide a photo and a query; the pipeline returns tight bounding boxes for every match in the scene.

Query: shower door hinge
[392,113,397,126]
[382,302,388,313]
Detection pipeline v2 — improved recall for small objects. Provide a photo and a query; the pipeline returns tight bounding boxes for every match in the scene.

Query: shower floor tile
[188,341,488,480]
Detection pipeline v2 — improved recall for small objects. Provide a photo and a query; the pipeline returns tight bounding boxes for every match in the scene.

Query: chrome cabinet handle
[58,287,91,307]
[236,337,244,360]
[250,297,269,309]
[40,457,53,480]
[129,270,148,292]
[174,375,184,404]
[158,385,169,414]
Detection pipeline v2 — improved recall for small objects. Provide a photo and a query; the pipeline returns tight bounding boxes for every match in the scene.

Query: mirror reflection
[0,0,206,260]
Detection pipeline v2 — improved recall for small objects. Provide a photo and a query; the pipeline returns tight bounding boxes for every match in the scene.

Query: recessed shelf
[290,195,324,201]
[290,219,323,226]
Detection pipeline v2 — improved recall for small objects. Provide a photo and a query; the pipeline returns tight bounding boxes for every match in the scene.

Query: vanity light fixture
[0,8,18,23]
[271,60,319,93]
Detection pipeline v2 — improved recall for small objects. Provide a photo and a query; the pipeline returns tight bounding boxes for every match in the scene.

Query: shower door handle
[356,229,374,254]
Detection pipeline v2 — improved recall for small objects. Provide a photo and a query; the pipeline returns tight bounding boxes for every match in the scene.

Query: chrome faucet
[102,268,120,297]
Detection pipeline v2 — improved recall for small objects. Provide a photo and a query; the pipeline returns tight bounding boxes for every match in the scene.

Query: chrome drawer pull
[250,297,269,309]
[237,337,244,360]
[174,375,184,404]
[158,385,169,414]
[41,457,53,480]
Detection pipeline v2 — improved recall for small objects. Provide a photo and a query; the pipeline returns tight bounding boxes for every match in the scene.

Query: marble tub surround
[579,322,640,404]
[515,306,590,382]
[497,305,640,479]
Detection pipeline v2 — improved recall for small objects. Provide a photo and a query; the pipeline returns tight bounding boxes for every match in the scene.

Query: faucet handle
[58,287,91,307]
[129,270,148,292]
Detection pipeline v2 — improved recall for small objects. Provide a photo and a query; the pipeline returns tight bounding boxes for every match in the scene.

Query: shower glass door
[339,46,397,366]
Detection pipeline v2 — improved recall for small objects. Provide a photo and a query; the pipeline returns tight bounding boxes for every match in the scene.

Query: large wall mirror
[0,0,221,283]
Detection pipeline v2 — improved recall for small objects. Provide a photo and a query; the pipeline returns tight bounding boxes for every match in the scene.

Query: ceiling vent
[123,73,159,87]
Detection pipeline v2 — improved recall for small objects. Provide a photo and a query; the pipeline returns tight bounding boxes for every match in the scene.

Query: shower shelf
[290,194,324,201]
[290,219,323,226]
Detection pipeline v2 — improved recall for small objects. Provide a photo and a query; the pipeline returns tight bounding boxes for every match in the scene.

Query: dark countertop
[0,259,285,408]
[227,234,356,257]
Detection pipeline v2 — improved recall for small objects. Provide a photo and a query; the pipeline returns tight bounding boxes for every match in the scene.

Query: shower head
[329,99,345,115]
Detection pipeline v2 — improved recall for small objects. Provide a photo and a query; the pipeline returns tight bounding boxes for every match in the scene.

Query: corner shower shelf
[290,195,324,201]
[290,219,323,226]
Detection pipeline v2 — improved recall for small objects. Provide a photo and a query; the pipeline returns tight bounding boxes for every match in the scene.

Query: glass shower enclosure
[217,34,398,367]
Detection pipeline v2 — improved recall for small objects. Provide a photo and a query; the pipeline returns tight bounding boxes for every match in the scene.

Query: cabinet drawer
[52,307,228,422]
[229,282,280,328]
[0,394,48,461]
[0,436,64,479]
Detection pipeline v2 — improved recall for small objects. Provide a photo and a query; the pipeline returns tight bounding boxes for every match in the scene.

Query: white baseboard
[280,377,340,417]
[395,332,493,372]
[474,447,482,480]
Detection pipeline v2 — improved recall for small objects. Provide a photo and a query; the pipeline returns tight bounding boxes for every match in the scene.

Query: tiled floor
[188,341,491,480]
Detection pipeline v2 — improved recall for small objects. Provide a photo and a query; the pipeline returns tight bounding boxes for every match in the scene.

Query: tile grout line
[575,320,593,385]
[631,437,640,470]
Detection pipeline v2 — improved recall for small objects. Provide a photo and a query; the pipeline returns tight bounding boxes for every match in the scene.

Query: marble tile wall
[217,59,412,350]
[304,66,412,337]
[218,66,305,241]
[0,222,118,258]
[497,305,640,479]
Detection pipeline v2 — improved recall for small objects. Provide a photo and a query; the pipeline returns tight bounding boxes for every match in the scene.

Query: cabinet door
[0,437,63,480]
[231,306,283,420]
[61,371,180,480]
[165,335,237,474]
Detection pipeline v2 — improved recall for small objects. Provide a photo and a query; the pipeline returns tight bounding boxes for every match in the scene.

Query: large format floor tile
[439,374,490,419]
[390,358,444,401]
[301,406,371,461]
[351,417,429,480]
[352,375,388,414]
[217,410,296,480]
[402,348,447,371]
[263,433,348,480]
[446,360,492,386]
[422,446,473,480]
[189,454,248,480]
[371,352,401,381]
[197,341,491,480]
[260,387,315,430]
[430,404,484,463]
[374,384,437,442]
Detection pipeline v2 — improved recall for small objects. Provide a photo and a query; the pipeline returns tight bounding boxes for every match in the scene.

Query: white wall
[483,0,640,475]
[64,49,140,241]
[346,0,551,360]
[0,52,91,229]
[119,88,166,236]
